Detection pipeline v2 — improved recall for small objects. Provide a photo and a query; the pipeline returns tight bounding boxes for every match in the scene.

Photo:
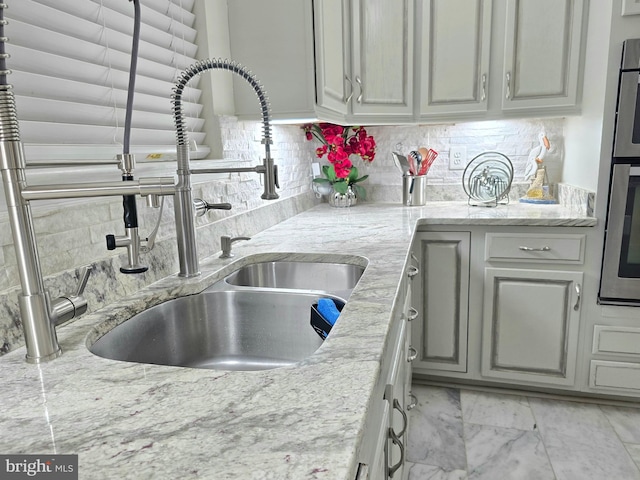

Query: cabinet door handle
[407,392,418,411]
[344,75,353,104]
[355,76,363,104]
[388,427,405,478]
[574,283,582,311]
[407,346,417,363]
[392,398,408,438]
[518,246,551,252]
[407,307,418,322]
[505,72,511,100]
[481,73,487,101]
[407,265,419,278]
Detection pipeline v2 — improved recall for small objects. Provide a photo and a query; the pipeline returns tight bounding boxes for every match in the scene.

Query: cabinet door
[418,0,492,118]
[227,0,317,121]
[502,0,585,112]
[350,0,414,118]
[314,0,350,116]
[412,232,470,374]
[482,267,583,386]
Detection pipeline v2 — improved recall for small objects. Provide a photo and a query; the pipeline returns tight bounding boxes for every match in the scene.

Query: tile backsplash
[353,117,567,201]
[0,115,594,355]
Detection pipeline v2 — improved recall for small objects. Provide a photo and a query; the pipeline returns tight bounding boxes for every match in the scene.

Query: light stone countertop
[0,202,596,480]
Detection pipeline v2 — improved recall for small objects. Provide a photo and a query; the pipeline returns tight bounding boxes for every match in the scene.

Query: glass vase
[328,185,358,208]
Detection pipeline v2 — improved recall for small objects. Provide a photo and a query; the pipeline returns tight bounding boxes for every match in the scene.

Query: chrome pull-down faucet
[1,52,278,362]
[171,58,279,277]
[0,82,177,363]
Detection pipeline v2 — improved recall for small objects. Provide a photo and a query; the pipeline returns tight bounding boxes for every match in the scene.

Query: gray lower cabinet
[411,227,586,392]
[357,264,415,480]
[481,267,583,386]
[588,319,640,397]
[411,231,470,374]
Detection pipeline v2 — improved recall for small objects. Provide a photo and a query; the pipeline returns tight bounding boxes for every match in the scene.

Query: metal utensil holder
[402,175,427,206]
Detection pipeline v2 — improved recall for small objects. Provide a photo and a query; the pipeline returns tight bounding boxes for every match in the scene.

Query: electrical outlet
[449,146,467,170]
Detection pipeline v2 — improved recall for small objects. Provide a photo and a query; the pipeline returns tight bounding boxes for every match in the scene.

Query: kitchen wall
[0,113,589,355]
[562,1,613,195]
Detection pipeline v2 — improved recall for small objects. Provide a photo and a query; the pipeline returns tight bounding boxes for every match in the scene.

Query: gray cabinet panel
[412,232,470,373]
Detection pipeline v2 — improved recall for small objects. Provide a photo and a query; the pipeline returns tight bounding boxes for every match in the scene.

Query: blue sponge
[317,298,341,326]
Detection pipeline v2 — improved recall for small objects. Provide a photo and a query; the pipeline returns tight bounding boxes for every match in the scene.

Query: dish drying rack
[462,152,514,207]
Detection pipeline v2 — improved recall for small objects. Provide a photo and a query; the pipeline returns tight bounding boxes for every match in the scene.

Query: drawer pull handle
[407,392,418,411]
[574,283,581,311]
[388,427,405,478]
[407,346,418,363]
[344,75,354,104]
[407,265,419,278]
[392,398,408,438]
[407,307,418,321]
[519,246,551,252]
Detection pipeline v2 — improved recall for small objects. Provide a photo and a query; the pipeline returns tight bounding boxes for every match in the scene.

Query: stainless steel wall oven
[600,38,640,306]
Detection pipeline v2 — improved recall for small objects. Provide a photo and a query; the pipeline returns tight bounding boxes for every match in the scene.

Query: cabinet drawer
[589,360,640,394]
[485,233,585,263]
[593,325,640,357]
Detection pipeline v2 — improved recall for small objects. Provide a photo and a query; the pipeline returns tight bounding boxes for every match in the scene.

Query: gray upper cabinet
[418,0,492,119]
[227,0,317,122]
[228,0,587,123]
[349,0,414,121]
[502,0,586,113]
[417,0,586,121]
[314,0,350,117]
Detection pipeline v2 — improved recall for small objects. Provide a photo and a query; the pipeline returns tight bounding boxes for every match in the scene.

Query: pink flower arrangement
[303,122,376,199]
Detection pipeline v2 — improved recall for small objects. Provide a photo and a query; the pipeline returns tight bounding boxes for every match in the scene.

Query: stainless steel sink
[223,260,364,294]
[89,290,343,371]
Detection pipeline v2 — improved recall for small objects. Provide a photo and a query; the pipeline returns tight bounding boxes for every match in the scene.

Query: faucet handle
[52,265,93,326]
[74,265,93,297]
[194,198,232,217]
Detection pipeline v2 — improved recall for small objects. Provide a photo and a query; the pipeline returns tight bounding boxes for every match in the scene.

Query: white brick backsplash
[359,118,566,202]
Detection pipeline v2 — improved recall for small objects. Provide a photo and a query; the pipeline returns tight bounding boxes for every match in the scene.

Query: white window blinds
[4,0,209,164]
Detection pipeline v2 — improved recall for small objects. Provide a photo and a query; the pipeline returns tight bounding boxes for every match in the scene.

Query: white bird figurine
[523,132,550,181]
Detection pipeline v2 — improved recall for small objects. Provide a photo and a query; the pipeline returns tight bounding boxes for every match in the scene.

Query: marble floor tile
[529,397,640,480]
[460,390,536,431]
[464,423,555,480]
[406,461,467,480]
[407,385,467,471]
[600,404,640,443]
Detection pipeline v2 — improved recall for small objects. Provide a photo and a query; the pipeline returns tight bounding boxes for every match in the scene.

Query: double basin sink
[89,259,366,371]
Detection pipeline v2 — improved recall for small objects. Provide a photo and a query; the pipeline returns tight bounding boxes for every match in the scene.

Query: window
[5,0,210,164]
